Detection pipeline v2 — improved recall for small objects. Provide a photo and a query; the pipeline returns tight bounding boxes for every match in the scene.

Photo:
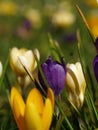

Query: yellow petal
[47,88,54,110]
[24,102,42,130]
[26,88,44,115]
[10,87,25,130]
[41,99,53,130]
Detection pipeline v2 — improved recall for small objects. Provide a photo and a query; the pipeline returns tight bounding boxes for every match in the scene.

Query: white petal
[66,63,80,94]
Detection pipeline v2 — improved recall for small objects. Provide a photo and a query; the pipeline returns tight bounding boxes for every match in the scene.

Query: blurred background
[0,0,97,63]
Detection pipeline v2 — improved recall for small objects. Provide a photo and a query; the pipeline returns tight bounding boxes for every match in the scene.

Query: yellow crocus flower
[10,87,54,130]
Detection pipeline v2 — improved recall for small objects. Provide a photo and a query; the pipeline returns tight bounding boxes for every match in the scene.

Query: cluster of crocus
[10,86,54,130]
[38,56,66,98]
[38,56,86,109]
[9,52,88,130]
[10,47,40,88]
[65,62,86,109]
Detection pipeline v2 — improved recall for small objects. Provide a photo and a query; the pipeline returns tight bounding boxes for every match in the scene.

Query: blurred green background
[0,0,95,63]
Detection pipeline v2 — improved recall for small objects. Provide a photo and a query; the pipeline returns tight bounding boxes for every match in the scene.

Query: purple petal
[93,55,98,82]
[49,63,65,96]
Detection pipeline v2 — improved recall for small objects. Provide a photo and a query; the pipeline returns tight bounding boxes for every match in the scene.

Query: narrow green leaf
[0,55,9,90]
[76,4,95,44]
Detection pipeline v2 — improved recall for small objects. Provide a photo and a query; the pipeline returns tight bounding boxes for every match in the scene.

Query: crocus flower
[10,87,54,130]
[0,61,3,77]
[38,56,66,97]
[10,47,40,76]
[65,62,86,109]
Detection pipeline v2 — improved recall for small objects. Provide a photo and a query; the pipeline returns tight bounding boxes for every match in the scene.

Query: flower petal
[26,88,44,115]
[66,63,80,94]
[75,62,86,93]
[24,102,42,130]
[41,99,53,130]
[33,48,40,69]
[10,47,27,75]
[10,87,25,130]
[66,71,76,92]
[93,55,98,82]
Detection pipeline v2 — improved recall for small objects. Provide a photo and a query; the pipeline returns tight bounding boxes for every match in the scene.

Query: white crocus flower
[0,62,3,77]
[65,62,86,109]
[10,47,40,76]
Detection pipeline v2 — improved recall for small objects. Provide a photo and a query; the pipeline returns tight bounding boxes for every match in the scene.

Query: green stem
[55,99,74,130]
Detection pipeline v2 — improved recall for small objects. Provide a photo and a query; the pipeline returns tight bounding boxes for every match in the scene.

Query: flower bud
[38,56,66,97]
[65,62,86,109]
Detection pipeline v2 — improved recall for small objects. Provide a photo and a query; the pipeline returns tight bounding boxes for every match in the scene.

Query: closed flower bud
[65,62,86,109]
[10,47,40,76]
[38,56,66,97]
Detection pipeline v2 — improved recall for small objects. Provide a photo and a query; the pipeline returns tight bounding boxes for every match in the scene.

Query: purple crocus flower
[93,55,98,82]
[38,56,66,97]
